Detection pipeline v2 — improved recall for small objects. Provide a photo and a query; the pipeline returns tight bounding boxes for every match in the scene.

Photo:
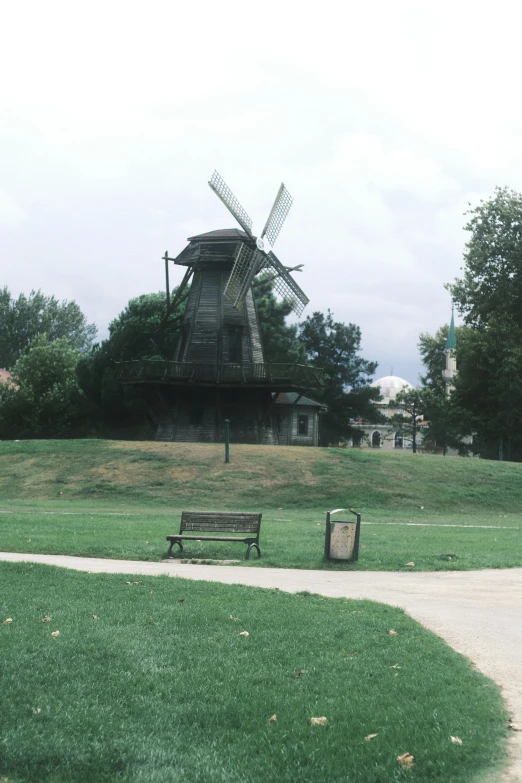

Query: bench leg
[167,540,183,558]
[246,543,261,560]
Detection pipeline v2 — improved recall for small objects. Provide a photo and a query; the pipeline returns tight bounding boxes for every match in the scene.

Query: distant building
[350,375,423,451]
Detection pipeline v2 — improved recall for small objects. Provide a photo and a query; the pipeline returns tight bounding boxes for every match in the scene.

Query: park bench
[167,511,262,560]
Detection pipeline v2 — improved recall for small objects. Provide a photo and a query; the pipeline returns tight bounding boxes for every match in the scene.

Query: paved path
[2,553,521,782]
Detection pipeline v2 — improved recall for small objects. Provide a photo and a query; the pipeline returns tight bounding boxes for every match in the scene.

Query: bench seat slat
[168,535,257,542]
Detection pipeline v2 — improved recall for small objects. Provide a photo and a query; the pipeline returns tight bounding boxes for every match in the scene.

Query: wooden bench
[167,512,262,560]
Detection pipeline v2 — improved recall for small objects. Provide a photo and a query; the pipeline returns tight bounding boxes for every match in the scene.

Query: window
[394,433,403,448]
[372,431,381,448]
[298,414,309,436]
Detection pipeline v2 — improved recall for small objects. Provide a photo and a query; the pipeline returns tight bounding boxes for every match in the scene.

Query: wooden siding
[186,271,220,363]
[177,268,265,365]
[154,389,279,444]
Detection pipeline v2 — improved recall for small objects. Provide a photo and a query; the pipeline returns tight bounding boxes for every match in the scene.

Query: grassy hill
[1,438,522,514]
[0,440,520,570]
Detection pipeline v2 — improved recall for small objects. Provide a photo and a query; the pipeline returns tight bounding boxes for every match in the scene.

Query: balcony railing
[117,360,324,389]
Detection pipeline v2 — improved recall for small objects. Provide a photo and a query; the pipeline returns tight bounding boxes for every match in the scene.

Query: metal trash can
[324,508,361,562]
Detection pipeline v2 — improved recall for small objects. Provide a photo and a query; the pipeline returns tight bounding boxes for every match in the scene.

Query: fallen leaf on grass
[294,669,306,678]
[91,615,98,620]
[27,538,31,542]
[125,581,143,586]
[2,618,13,625]
[397,752,415,768]
[32,707,41,715]
[406,562,415,567]
[178,598,185,603]
[388,629,398,636]
[391,664,401,669]
[268,714,277,723]
[229,615,239,622]
[509,721,522,731]
[51,631,60,638]
[450,736,463,745]
[146,621,156,625]
[41,616,52,623]
[365,733,378,741]
[239,631,249,637]
[310,716,328,726]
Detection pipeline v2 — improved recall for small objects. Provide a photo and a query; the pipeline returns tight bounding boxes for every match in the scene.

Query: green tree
[76,290,186,426]
[418,324,471,455]
[388,388,426,454]
[0,287,97,369]
[297,310,382,445]
[447,186,522,460]
[0,335,90,438]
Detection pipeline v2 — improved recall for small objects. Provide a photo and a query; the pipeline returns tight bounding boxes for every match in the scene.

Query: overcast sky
[1,0,521,384]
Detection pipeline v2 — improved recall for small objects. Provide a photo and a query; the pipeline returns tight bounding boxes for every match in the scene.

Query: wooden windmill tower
[119,172,323,443]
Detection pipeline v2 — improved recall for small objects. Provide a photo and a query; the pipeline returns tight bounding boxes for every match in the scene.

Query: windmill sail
[261,183,293,247]
[265,251,309,317]
[224,244,264,311]
[208,171,254,238]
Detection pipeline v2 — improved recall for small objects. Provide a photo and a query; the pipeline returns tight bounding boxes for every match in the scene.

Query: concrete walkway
[1,552,521,783]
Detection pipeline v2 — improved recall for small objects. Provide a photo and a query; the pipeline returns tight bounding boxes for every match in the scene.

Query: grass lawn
[0,562,508,783]
[0,439,521,570]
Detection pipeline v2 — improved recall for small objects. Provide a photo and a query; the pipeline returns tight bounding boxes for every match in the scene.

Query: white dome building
[371,375,413,407]
[350,374,421,451]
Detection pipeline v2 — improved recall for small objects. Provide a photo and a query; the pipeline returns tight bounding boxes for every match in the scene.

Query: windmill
[119,171,323,445]
[208,171,309,315]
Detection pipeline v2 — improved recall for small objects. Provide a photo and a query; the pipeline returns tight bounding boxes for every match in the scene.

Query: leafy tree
[297,310,382,445]
[418,324,472,455]
[76,291,185,424]
[388,388,426,454]
[0,287,96,369]
[0,335,90,438]
[253,279,305,364]
[446,186,522,460]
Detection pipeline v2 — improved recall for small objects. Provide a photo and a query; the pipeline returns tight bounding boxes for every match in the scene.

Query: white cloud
[0,190,27,231]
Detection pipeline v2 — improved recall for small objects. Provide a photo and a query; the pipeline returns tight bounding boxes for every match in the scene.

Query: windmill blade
[208,171,254,238]
[261,183,293,247]
[266,251,309,317]
[224,244,264,311]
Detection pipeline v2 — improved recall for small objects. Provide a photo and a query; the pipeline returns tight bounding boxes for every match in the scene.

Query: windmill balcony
[117,360,324,391]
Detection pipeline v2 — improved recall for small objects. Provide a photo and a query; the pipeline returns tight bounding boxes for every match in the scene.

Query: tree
[0,335,90,438]
[76,290,187,428]
[297,310,382,444]
[388,388,426,454]
[447,186,522,460]
[0,287,97,369]
[418,324,471,455]
[253,279,305,364]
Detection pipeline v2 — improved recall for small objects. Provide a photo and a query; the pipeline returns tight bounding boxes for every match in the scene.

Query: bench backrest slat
[180,512,261,535]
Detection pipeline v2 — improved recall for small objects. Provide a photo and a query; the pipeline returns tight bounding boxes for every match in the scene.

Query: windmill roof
[187,228,251,241]
[273,392,324,408]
